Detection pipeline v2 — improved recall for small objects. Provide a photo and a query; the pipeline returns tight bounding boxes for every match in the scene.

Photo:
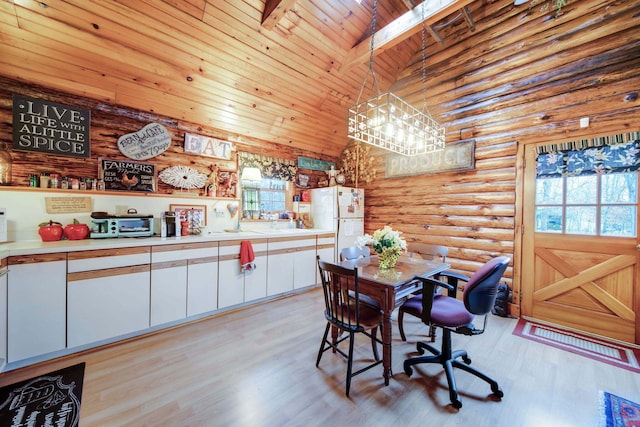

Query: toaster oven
[90,212,154,238]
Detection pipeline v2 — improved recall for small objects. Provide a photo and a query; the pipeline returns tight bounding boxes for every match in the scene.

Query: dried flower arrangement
[341,141,376,187]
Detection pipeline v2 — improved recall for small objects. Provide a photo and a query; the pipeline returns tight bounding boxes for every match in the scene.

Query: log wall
[0,76,336,195]
[1,0,639,314]
[362,0,640,305]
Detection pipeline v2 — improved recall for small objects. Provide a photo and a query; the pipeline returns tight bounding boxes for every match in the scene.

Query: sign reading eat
[184,133,233,160]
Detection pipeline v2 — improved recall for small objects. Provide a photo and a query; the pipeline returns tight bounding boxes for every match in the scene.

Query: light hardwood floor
[1,286,639,427]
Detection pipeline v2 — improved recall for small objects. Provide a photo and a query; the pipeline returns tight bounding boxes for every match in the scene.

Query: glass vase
[378,247,401,270]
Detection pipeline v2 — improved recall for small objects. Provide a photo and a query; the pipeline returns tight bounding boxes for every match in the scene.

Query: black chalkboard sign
[100,158,156,192]
[12,94,91,158]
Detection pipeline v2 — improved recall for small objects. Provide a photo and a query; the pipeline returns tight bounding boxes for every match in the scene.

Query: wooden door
[521,144,640,344]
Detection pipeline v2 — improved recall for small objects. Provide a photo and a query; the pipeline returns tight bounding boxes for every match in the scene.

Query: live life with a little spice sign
[12,94,90,158]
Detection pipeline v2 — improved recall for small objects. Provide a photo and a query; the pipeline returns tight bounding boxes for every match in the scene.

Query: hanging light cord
[355,0,381,104]
[420,3,431,115]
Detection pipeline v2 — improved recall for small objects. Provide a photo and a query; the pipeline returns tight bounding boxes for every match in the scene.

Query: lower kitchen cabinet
[268,236,319,295]
[187,255,219,316]
[316,233,336,282]
[67,247,150,348]
[152,242,219,322]
[293,238,317,289]
[7,253,67,363]
[218,239,267,308]
[0,259,6,369]
[151,260,187,326]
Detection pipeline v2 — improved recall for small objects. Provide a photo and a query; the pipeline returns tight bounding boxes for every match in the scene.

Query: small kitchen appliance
[90,210,154,238]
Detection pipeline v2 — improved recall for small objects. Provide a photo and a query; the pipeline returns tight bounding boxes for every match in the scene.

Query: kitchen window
[241,178,291,219]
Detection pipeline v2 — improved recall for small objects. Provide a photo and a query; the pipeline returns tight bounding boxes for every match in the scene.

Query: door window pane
[602,172,637,203]
[601,206,637,236]
[536,177,563,204]
[535,206,563,232]
[566,175,597,204]
[565,206,597,235]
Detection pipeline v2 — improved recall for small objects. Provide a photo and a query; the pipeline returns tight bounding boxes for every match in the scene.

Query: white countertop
[0,228,334,257]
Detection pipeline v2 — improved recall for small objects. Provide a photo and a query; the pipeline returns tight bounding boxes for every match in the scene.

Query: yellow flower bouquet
[356,226,407,269]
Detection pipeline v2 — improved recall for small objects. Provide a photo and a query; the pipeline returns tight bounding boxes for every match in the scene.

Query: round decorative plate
[336,173,346,184]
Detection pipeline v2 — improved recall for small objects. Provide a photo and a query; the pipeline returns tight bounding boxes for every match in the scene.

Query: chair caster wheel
[404,363,413,377]
[492,386,504,398]
[452,399,462,409]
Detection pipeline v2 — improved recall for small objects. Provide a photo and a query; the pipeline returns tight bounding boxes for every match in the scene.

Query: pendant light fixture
[347,0,445,156]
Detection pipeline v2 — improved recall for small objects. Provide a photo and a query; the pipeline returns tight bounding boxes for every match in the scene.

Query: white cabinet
[293,238,317,289]
[187,258,218,316]
[152,242,219,321]
[67,247,150,348]
[316,233,336,282]
[0,258,8,369]
[218,239,267,308]
[7,253,67,363]
[267,236,318,295]
[151,259,187,326]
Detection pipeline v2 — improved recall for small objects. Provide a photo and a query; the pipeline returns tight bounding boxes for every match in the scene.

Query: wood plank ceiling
[0,0,476,158]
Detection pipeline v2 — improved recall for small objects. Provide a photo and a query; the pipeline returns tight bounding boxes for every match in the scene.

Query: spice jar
[181,220,190,236]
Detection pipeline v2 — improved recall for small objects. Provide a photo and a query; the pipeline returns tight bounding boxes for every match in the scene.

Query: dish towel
[240,240,256,272]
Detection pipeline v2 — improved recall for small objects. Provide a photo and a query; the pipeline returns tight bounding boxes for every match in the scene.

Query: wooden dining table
[339,254,450,385]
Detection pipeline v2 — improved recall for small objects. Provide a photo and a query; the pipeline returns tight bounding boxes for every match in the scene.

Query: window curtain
[536,132,640,178]
[238,152,298,181]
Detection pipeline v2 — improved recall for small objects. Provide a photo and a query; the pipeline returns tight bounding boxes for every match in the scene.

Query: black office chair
[403,256,510,409]
[316,255,383,397]
[398,243,448,342]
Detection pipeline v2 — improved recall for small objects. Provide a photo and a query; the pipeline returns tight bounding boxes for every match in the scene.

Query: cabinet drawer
[68,247,150,272]
[268,236,315,251]
[218,240,267,260]
[152,242,218,262]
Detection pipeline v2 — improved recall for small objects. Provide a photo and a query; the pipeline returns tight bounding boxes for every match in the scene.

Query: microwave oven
[90,213,154,238]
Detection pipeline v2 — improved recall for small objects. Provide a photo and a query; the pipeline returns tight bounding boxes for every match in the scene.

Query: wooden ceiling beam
[461,5,476,32]
[340,0,475,71]
[261,0,297,30]
[401,0,416,10]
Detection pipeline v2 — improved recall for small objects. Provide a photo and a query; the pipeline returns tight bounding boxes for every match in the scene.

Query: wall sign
[45,197,92,214]
[118,123,171,160]
[12,94,90,158]
[99,158,156,192]
[184,132,234,160]
[385,139,476,178]
[297,156,336,171]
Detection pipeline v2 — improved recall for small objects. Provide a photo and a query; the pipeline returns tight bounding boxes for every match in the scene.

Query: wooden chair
[340,245,371,261]
[339,246,379,309]
[398,243,449,341]
[316,255,383,397]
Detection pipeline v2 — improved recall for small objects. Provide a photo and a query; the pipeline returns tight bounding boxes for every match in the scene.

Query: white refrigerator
[310,186,365,262]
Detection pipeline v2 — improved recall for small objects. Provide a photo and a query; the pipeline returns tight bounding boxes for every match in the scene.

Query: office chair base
[404,340,503,409]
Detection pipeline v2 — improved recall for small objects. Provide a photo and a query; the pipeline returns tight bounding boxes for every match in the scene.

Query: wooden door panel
[531,240,637,342]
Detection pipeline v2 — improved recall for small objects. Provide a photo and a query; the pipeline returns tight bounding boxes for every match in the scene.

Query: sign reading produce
[12,94,90,158]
